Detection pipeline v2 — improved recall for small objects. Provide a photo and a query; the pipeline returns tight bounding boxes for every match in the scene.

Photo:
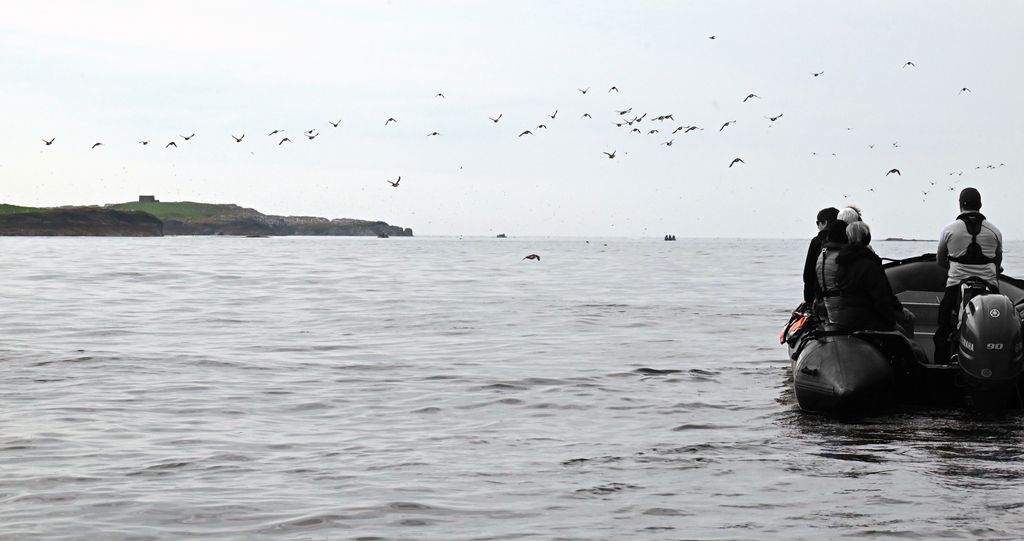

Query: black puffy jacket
[833,245,903,331]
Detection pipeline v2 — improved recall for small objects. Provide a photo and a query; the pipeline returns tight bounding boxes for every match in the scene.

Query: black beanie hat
[825,220,849,243]
[959,187,981,209]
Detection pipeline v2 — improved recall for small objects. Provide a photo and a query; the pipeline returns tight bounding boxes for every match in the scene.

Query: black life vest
[947,212,997,265]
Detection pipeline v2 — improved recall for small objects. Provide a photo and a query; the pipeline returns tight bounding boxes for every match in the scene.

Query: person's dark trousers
[933,285,961,363]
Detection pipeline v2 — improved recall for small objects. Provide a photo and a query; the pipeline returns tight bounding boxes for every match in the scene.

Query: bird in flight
[165,141,177,148]
[886,168,901,176]
[329,119,341,127]
[958,87,971,95]
[903,61,915,68]
[811,71,824,77]
[684,126,702,133]
[518,130,534,137]
[662,140,674,146]
[729,158,744,168]
[766,113,783,122]
[522,254,541,261]
[581,113,592,119]
[386,176,401,187]
[608,86,619,93]
[489,114,502,123]
[578,87,589,94]
[435,92,445,99]
[42,138,55,146]
[181,133,195,141]
[708,35,716,40]
[743,93,759,102]
[536,124,548,129]
[232,134,245,142]
[268,129,284,136]
[720,120,737,131]
[278,137,292,145]
[603,150,617,159]
[671,126,683,134]
[139,140,150,145]
[385,118,397,125]
[630,128,642,133]
[616,107,632,115]
[427,131,441,136]
[548,109,558,119]
[647,129,659,135]
[306,132,319,140]
[91,142,103,149]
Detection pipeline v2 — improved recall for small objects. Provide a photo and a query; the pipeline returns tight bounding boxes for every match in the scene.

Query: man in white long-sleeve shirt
[933,187,1003,363]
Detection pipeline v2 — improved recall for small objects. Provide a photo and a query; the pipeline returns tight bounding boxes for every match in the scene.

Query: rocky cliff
[0,208,163,236]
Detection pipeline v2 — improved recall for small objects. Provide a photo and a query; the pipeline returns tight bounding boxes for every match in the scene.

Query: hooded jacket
[832,244,903,331]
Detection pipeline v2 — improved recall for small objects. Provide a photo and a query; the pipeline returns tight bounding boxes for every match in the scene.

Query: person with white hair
[836,205,862,224]
[832,221,915,338]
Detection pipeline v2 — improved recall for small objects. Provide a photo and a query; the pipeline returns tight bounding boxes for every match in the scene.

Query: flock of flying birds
[33,56,1003,201]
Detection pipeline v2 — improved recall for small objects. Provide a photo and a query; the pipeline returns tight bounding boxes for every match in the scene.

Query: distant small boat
[496,233,507,238]
[246,234,270,238]
[664,234,676,241]
[377,232,390,238]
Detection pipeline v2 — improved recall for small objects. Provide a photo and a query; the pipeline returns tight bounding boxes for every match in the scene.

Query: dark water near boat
[1,236,1023,540]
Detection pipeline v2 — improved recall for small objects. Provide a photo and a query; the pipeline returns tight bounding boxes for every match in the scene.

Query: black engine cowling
[956,293,1024,382]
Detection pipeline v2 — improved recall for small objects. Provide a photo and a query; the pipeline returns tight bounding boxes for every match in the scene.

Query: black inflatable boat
[782,254,1024,413]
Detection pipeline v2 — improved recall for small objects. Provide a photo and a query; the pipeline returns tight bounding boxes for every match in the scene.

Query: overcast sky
[1,1,1021,238]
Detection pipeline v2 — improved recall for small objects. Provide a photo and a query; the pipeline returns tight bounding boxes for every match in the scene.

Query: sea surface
[2,236,1023,540]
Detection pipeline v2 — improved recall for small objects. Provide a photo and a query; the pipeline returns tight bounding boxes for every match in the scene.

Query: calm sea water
[2,236,1023,540]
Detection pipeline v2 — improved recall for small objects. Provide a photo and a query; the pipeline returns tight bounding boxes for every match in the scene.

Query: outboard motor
[954,282,1024,387]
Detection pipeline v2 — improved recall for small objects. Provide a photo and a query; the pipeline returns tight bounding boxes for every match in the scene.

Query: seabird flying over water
[581,113,592,118]
[766,113,783,122]
[91,142,103,149]
[232,134,245,142]
[306,132,319,140]
[578,87,589,94]
[886,168,901,176]
[608,86,619,93]
[647,129,659,135]
[329,119,341,127]
[435,92,445,99]
[139,140,150,145]
[268,129,284,136]
[903,61,915,68]
[278,137,291,145]
[181,133,195,141]
[42,138,54,145]
[427,131,441,136]
[489,114,502,123]
[165,141,177,148]
[671,126,683,134]
[729,158,744,168]
[518,130,534,137]
[811,71,824,77]
[743,93,759,102]
[662,139,674,146]
[720,120,736,131]
[387,176,401,187]
[385,118,397,125]
[548,109,558,119]
[959,87,971,95]
[616,107,632,115]
[523,254,541,261]
[603,150,616,159]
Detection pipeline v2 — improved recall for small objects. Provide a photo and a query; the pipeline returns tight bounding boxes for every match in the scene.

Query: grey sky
[2,1,1021,238]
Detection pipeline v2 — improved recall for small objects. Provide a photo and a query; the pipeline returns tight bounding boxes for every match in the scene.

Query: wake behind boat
[782,253,1024,414]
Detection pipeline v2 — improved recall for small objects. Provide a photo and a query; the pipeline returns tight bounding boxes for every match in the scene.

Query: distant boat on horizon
[664,234,676,241]
[496,233,507,238]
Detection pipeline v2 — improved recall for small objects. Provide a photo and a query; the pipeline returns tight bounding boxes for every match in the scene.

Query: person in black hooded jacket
[833,222,915,337]
[802,207,840,304]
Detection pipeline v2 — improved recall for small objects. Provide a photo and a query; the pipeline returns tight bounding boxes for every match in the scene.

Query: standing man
[803,207,840,312]
[933,187,1003,363]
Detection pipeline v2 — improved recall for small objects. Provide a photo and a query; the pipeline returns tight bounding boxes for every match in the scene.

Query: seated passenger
[833,222,915,338]
[815,220,849,323]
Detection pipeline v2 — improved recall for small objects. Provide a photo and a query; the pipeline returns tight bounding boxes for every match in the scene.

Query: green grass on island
[0,204,42,215]
[109,201,249,221]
